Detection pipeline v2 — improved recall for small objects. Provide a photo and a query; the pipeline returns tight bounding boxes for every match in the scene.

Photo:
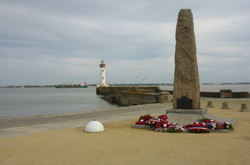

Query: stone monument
[173,9,200,110]
[166,9,236,126]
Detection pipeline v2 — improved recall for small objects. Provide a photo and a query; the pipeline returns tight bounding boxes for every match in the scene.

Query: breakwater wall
[96,87,169,106]
[97,87,249,107]
[167,90,250,98]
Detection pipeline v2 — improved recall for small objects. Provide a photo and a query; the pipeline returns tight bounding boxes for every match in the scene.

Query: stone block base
[166,108,207,115]
[131,124,153,129]
[165,108,237,125]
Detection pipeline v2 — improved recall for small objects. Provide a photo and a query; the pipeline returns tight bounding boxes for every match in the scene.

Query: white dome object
[84,120,104,133]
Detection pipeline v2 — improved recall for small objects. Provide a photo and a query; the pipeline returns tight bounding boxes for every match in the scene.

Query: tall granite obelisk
[173,9,200,110]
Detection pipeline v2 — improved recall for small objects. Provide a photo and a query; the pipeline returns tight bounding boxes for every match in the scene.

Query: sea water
[0,87,117,119]
[0,84,249,119]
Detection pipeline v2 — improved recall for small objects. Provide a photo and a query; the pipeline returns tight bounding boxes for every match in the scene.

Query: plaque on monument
[177,96,193,109]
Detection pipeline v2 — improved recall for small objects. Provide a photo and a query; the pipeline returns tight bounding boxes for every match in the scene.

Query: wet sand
[0,98,250,165]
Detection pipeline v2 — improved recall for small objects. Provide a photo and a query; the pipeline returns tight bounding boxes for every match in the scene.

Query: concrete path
[0,103,172,138]
[0,100,238,138]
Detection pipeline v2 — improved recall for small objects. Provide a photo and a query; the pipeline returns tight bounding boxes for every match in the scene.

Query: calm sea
[0,84,249,119]
[0,87,117,119]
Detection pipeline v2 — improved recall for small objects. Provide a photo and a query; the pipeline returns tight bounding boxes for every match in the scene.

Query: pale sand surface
[0,103,172,138]
[0,98,250,165]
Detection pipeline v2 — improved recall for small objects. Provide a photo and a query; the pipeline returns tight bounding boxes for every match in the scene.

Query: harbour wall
[167,90,250,98]
[97,87,249,107]
[96,87,169,106]
[96,86,161,95]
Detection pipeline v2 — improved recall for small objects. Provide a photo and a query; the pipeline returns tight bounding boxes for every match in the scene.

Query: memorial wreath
[134,114,234,133]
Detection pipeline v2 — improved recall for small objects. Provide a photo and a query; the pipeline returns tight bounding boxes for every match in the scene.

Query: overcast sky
[0,0,249,86]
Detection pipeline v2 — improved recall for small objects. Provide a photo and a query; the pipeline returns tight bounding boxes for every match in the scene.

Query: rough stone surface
[173,9,200,109]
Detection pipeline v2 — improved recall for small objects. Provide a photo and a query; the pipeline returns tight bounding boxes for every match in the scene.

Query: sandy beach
[0,98,250,165]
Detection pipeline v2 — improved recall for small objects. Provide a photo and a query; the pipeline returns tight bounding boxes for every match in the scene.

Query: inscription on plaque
[177,96,192,109]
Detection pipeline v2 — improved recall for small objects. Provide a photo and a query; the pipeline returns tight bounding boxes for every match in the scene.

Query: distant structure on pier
[97,60,109,87]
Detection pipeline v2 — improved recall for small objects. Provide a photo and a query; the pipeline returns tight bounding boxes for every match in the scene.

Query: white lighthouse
[98,60,108,87]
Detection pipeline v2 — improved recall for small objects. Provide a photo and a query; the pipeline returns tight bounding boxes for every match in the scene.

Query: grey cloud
[0,0,250,85]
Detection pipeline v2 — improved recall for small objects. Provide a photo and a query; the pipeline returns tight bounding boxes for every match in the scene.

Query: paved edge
[0,103,172,138]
